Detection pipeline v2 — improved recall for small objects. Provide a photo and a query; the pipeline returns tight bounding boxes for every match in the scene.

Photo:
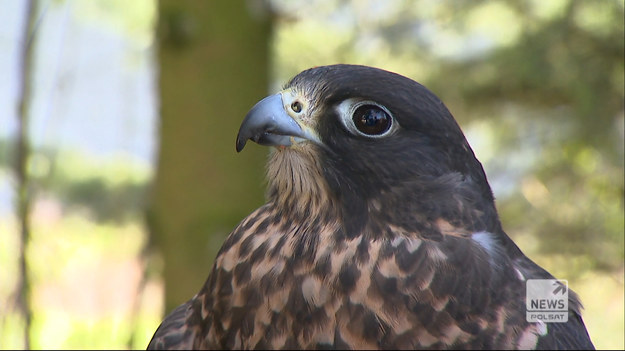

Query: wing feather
[147,299,202,350]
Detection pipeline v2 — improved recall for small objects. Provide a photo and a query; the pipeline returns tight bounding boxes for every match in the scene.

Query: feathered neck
[265,147,339,222]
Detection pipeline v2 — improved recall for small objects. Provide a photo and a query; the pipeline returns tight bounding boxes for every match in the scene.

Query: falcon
[148,64,594,349]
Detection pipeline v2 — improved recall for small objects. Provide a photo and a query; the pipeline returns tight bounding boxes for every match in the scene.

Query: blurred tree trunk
[15,0,37,348]
[151,0,272,313]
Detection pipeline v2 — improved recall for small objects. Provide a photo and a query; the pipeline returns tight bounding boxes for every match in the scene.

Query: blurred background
[0,0,622,349]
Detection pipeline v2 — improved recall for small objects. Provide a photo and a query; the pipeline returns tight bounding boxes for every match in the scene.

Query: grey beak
[236,93,308,152]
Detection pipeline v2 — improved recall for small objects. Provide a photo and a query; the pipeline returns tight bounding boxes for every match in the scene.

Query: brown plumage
[148,64,594,350]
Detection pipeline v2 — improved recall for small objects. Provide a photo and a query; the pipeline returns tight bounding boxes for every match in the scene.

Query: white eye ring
[336,99,396,138]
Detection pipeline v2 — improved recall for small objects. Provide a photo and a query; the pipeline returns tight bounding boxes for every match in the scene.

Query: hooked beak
[236,93,318,152]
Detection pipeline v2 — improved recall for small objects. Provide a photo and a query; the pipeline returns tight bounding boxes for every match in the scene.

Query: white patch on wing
[517,326,540,349]
[536,320,548,336]
[515,267,526,281]
[471,231,504,271]
[471,231,496,256]
[406,237,422,253]
[390,236,404,247]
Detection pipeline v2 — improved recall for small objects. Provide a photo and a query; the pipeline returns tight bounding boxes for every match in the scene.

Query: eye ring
[291,101,303,113]
[336,99,395,138]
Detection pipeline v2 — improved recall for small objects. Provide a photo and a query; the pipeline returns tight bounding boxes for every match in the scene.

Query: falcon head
[237,64,500,240]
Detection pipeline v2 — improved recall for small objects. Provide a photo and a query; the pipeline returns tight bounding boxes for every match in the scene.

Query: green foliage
[47,151,151,223]
[1,142,152,224]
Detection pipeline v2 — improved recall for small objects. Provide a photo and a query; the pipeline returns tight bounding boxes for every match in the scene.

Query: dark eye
[291,101,302,113]
[352,105,392,135]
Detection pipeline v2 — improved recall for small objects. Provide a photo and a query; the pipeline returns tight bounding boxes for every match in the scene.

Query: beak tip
[235,137,246,153]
